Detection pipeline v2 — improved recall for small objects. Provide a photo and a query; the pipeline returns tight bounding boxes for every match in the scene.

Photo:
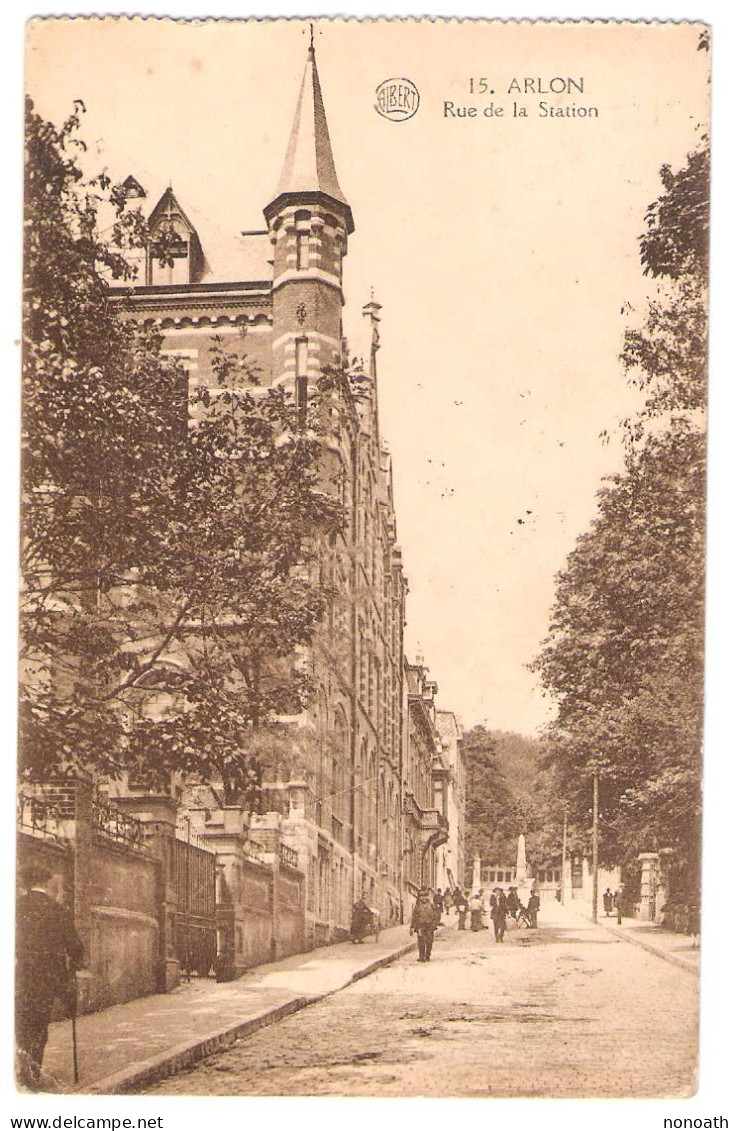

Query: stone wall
[84,841,161,1011]
[276,863,305,957]
[17,819,162,1016]
[238,859,273,970]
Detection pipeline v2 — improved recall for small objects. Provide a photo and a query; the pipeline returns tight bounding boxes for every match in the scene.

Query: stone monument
[515,833,528,884]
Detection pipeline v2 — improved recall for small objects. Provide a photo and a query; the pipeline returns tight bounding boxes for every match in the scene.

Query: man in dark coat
[489,889,507,942]
[507,886,521,923]
[410,889,438,962]
[16,864,84,1088]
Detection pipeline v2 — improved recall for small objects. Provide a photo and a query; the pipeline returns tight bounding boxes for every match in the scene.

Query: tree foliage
[462,727,564,870]
[533,136,708,891]
[22,96,185,778]
[21,99,345,801]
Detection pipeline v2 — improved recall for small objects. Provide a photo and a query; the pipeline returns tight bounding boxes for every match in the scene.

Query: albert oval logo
[375,78,420,122]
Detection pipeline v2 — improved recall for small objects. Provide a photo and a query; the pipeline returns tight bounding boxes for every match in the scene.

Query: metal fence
[17,792,66,842]
[169,837,218,976]
[92,796,146,850]
[17,781,76,842]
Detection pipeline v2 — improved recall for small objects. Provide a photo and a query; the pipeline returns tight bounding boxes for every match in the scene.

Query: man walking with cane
[16,864,84,1089]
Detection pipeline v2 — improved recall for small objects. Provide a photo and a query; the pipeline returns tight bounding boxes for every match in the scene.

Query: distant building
[402,659,445,909]
[434,710,466,893]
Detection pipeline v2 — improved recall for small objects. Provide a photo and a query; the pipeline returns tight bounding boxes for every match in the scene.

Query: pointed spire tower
[264,39,353,393]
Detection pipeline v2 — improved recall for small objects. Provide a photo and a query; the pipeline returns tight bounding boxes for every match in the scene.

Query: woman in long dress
[469,891,485,931]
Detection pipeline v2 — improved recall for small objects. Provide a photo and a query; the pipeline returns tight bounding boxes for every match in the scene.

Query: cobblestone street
[146,904,698,1098]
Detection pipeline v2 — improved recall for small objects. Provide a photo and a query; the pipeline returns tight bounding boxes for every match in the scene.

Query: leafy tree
[124,346,345,801]
[21,96,185,778]
[21,99,346,800]
[533,136,708,893]
[462,726,518,864]
[462,726,567,872]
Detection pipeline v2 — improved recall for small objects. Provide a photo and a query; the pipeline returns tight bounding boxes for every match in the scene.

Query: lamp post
[561,808,568,906]
[183,814,191,982]
[591,772,599,924]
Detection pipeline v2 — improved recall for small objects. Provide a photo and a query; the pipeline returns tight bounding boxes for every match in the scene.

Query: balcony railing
[244,838,267,864]
[279,843,299,870]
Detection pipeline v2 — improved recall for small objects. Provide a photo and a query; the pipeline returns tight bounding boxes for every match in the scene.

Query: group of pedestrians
[603,886,626,924]
[456,885,541,942]
[409,881,543,962]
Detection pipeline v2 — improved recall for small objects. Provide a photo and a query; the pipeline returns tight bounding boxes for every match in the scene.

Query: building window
[297,231,309,270]
[296,338,308,424]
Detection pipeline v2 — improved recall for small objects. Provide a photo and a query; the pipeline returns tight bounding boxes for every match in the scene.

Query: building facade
[434,710,466,894]
[105,44,462,958]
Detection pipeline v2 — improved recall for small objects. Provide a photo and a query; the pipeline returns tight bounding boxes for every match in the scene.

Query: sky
[25,18,710,736]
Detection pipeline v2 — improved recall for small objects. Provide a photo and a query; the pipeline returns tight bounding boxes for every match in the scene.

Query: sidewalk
[40,924,421,1095]
[561,899,700,974]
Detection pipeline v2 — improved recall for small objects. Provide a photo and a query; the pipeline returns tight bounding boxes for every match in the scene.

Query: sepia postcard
[17,16,710,1101]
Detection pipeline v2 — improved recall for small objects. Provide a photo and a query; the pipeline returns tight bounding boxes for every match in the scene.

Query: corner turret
[264,41,353,393]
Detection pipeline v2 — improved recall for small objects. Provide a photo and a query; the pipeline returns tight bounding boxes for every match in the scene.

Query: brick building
[103,43,463,954]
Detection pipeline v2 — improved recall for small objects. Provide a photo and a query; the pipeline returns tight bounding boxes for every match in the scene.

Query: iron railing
[170,838,217,918]
[92,797,145,850]
[17,792,67,842]
[169,837,218,975]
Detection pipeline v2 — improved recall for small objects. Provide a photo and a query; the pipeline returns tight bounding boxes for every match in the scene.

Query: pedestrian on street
[411,889,438,962]
[507,886,521,924]
[433,888,444,925]
[603,888,614,917]
[490,889,507,943]
[469,891,485,932]
[527,889,540,929]
[350,896,372,943]
[16,864,84,1089]
[457,890,470,930]
[614,886,625,925]
[443,887,453,916]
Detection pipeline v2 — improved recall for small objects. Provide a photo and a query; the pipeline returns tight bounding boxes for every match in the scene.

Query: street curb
[83,996,312,1095]
[597,920,700,975]
[566,906,700,976]
[349,939,418,982]
[82,938,418,1095]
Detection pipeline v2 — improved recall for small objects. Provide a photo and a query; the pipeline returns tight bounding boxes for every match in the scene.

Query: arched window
[357,738,368,844]
[367,749,377,820]
[379,773,387,860]
[314,687,329,827]
[333,706,349,825]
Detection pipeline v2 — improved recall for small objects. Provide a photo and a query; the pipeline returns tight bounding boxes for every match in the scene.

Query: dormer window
[121,174,147,201]
[146,187,204,286]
